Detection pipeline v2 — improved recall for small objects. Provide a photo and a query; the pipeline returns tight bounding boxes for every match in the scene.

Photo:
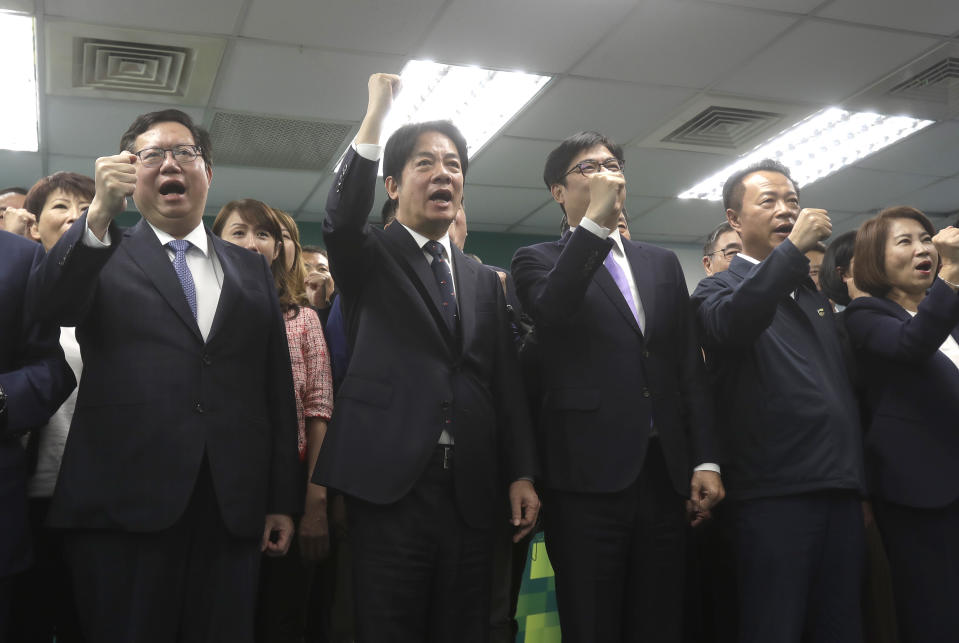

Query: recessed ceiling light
[678,107,934,201]
[0,12,39,153]
[335,60,551,173]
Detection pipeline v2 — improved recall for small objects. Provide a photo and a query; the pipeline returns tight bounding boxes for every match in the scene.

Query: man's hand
[87,152,138,240]
[509,479,541,543]
[305,271,333,308]
[583,171,626,231]
[686,499,713,528]
[786,208,831,253]
[1,207,38,240]
[355,73,402,146]
[689,470,724,520]
[299,485,331,562]
[261,513,295,557]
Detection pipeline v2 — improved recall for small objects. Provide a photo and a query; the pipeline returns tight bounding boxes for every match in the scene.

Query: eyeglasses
[564,158,625,178]
[133,145,202,168]
[708,245,742,260]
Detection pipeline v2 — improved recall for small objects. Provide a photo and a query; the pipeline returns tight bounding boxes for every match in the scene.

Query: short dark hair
[382,120,468,190]
[543,131,624,189]
[703,221,737,257]
[381,198,398,227]
[819,230,856,306]
[119,109,213,169]
[24,172,95,219]
[0,186,28,195]
[302,245,326,257]
[854,206,936,298]
[722,159,799,212]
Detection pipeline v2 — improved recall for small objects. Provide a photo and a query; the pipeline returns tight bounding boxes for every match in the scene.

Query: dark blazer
[313,148,536,529]
[844,279,959,509]
[27,216,300,538]
[0,231,75,577]
[691,240,864,500]
[511,226,716,495]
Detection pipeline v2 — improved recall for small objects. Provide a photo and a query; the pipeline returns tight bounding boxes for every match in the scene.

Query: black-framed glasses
[708,245,742,260]
[133,145,202,168]
[564,157,625,178]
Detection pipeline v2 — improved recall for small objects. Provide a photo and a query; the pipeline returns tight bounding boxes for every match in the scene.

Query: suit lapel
[123,219,203,342]
[593,245,643,338]
[207,233,242,344]
[625,241,654,339]
[451,244,476,348]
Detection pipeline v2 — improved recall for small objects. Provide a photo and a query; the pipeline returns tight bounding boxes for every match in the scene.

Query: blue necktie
[424,240,457,331]
[167,240,197,319]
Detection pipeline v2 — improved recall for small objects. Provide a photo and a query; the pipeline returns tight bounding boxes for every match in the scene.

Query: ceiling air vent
[74,38,193,96]
[888,58,959,104]
[209,112,354,171]
[661,106,784,150]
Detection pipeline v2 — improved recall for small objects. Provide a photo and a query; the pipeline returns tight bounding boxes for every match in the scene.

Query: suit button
[194,402,205,413]
[202,354,212,366]
[642,388,650,398]
[441,401,451,410]
[643,349,650,358]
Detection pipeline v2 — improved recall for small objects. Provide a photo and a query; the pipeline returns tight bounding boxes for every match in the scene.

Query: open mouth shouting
[915,258,933,277]
[773,221,794,238]
[428,188,454,209]
[159,179,187,200]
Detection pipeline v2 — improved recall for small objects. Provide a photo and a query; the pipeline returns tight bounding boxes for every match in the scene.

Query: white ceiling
[5,0,959,244]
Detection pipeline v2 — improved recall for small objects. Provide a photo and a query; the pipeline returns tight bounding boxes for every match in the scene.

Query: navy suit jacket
[313,148,536,529]
[28,216,300,538]
[844,279,959,509]
[0,231,75,576]
[511,226,716,495]
[692,240,864,500]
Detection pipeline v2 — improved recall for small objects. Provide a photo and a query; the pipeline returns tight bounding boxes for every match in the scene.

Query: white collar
[148,220,210,256]
[401,223,453,261]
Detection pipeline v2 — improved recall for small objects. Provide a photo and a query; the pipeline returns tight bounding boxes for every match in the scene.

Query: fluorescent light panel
[678,107,934,201]
[337,60,550,173]
[0,12,39,152]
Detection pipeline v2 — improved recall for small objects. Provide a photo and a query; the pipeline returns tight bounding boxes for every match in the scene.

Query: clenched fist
[787,208,831,253]
[583,171,626,231]
[1,207,38,240]
[356,73,402,146]
[88,152,138,240]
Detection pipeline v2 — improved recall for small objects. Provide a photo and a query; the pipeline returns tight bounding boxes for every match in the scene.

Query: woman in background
[213,199,333,642]
[845,206,959,643]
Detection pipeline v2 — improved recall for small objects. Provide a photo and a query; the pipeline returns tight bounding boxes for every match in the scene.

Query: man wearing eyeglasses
[702,221,743,276]
[511,131,723,642]
[27,109,300,643]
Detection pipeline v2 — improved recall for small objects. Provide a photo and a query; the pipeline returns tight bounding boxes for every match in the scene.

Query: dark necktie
[424,240,457,331]
[167,239,198,319]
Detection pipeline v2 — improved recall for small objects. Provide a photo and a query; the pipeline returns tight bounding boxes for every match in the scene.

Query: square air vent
[209,112,354,171]
[888,58,959,104]
[661,106,783,150]
[75,38,193,96]
[46,21,225,105]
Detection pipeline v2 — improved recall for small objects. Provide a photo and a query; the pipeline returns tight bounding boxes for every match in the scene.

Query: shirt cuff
[578,216,611,239]
[693,462,720,475]
[353,141,383,162]
[83,220,111,247]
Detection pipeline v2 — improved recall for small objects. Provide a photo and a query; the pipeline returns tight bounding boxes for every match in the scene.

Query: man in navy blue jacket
[691,159,865,643]
[0,230,75,634]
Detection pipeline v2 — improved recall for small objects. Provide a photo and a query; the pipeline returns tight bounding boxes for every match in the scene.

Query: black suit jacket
[313,148,536,529]
[0,231,75,576]
[692,241,864,500]
[844,280,959,509]
[28,216,300,538]
[511,226,716,495]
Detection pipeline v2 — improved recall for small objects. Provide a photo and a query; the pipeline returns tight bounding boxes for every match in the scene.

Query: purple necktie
[167,240,198,319]
[604,251,640,326]
[424,240,457,331]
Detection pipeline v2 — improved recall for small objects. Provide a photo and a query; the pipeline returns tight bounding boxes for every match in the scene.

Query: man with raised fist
[314,73,538,642]
[692,159,866,643]
[28,109,300,643]
[511,132,722,642]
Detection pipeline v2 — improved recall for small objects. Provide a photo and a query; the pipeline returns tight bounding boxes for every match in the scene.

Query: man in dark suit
[691,159,865,643]
[313,73,539,642]
[0,230,75,635]
[511,131,723,642]
[28,109,300,643]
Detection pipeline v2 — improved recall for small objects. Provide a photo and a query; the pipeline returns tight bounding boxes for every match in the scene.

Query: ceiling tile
[242,0,445,55]
[896,177,959,215]
[417,0,635,73]
[715,21,938,104]
[855,122,959,177]
[0,151,43,189]
[45,97,205,157]
[832,212,875,236]
[44,0,245,34]
[632,198,728,237]
[573,1,798,88]
[468,137,561,189]
[625,147,733,198]
[214,42,403,121]
[506,78,695,144]
[461,185,551,226]
[301,176,334,214]
[800,167,936,213]
[817,0,959,36]
[701,0,823,12]
[511,224,562,236]
[206,166,322,213]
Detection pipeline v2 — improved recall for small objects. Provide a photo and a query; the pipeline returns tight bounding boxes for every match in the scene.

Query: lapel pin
[817,308,825,317]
